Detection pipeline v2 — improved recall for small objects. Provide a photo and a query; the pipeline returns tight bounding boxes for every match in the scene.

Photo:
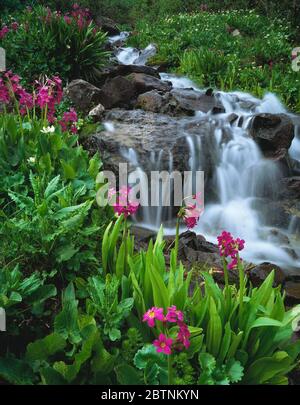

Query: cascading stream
[108,35,300,269]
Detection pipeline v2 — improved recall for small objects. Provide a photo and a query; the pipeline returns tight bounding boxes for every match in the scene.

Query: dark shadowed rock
[136,90,164,113]
[247,262,286,287]
[97,76,137,109]
[285,281,300,305]
[250,114,294,159]
[95,64,160,86]
[126,73,172,93]
[66,80,103,113]
[280,177,300,200]
[95,16,119,35]
[170,88,224,113]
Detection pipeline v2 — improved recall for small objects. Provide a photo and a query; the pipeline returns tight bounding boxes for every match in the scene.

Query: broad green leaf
[26,333,66,362]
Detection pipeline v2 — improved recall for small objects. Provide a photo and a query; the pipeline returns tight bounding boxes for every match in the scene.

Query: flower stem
[238,254,244,326]
[174,216,180,268]
[222,257,229,289]
[123,216,128,276]
[168,355,173,385]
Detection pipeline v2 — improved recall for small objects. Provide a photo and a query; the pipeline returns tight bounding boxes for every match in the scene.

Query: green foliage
[0,114,109,281]
[189,270,300,384]
[1,5,110,84]
[173,352,196,385]
[198,353,244,385]
[86,275,134,342]
[130,10,300,112]
[121,328,143,365]
[134,344,168,385]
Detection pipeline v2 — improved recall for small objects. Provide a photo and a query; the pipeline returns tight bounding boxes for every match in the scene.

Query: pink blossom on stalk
[217,231,245,269]
[18,89,34,114]
[36,85,51,109]
[11,22,19,31]
[64,15,72,25]
[153,334,173,355]
[0,79,10,104]
[109,186,140,218]
[166,305,184,323]
[0,26,9,39]
[183,204,203,229]
[143,307,165,327]
[177,322,191,349]
[59,108,78,133]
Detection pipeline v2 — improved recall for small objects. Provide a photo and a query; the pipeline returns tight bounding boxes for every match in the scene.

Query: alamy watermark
[0,308,6,332]
[292,47,300,72]
[0,47,6,72]
[95,163,205,208]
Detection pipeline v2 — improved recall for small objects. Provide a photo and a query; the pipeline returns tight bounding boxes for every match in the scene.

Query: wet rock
[170,88,224,113]
[126,73,172,94]
[136,90,164,113]
[284,281,300,305]
[97,76,137,109]
[247,262,286,287]
[88,104,105,121]
[95,16,119,35]
[88,108,219,177]
[66,80,103,113]
[250,114,294,159]
[95,64,160,86]
[280,177,300,200]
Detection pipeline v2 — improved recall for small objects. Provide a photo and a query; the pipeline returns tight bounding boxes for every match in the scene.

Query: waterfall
[107,36,300,269]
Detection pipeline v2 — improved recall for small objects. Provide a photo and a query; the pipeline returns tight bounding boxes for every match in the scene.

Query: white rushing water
[108,38,300,269]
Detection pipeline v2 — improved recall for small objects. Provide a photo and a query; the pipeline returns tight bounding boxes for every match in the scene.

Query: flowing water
[108,36,300,270]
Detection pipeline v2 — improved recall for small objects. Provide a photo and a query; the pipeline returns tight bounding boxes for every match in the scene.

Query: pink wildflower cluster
[178,192,203,229]
[108,186,140,218]
[217,231,245,270]
[58,108,78,134]
[42,4,93,31]
[143,306,191,355]
[0,71,77,133]
[0,21,19,40]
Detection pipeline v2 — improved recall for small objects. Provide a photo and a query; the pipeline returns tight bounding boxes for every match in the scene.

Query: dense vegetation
[129,10,300,112]
[1,1,300,386]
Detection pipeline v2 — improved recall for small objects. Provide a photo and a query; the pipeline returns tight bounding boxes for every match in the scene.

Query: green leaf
[149,265,169,309]
[44,175,61,199]
[0,357,35,385]
[109,328,121,341]
[116,241,126,280]
[134,344,167,371]
[54,283,81,344]
[115,364,142,385]
[26,333,66,362]
[250,317,283,329]
[225,359,244,383]
[199,352,216,373]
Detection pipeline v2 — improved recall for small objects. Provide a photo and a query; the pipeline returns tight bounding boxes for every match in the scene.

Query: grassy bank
[129,10,300,112]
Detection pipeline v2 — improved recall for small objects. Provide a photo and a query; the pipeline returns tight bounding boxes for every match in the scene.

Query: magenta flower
[177,322,191,349]
[36,85,51,109]
[166,305,184,323]
[0,26,9,39]
[217,231,245,270]
[11,22,19,31]
[59,108,78,133]
[153,334,173,355]
[64,16,72,25]
[109,186,140,218]
[0,79,10,104]
[183,204,203,229]
[143,307,164,328]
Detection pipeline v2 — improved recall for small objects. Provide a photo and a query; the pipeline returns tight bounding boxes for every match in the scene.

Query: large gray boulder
[250,113,294,160]
[66,80,103,113]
